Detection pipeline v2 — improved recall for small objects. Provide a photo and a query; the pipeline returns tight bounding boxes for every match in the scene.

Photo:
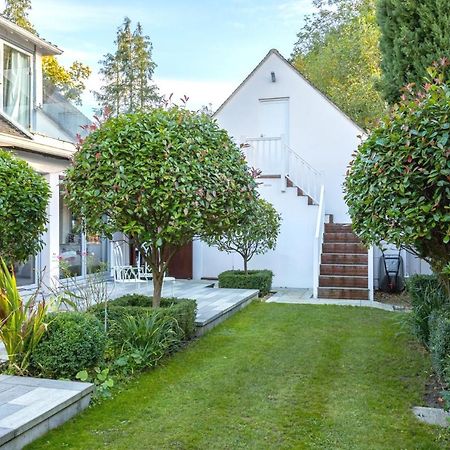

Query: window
[14,257,37,287]
[3,44,31,129]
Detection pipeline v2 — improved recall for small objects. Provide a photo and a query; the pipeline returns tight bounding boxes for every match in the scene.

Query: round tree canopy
[0,149,50,265]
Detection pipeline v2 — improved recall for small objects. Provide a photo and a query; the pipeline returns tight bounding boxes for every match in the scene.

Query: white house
[192,49,430,299]
[0,16,108,290]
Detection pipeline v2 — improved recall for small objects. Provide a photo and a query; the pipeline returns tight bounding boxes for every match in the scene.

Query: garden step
[321,253,368,264]
[322,242,367,254]
[324,223,353,233]
[319,275,368,288]
[320,264,368,276]
[318,287,370,300]
[323,232,361,243]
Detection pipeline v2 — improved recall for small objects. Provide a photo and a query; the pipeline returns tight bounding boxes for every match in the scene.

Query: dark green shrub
[31,312,106,379]
[407,275,449,345]
[218,270,273,296]
[429,310,450,380]
[88,295,197,341]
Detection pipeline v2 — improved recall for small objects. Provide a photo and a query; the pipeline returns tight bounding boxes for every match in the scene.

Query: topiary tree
[377,0,450,104]
[344,63,450,292]
[64,107,258,307]
[0,149,50,266]
[207,198,281,273]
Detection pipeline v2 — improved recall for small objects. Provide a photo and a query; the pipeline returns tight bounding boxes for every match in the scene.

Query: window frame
[0,40,34,130]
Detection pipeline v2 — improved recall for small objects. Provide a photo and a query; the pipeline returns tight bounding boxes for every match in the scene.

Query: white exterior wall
[215,51,363,223]
[196,177,317,288]
[193,50,362,288]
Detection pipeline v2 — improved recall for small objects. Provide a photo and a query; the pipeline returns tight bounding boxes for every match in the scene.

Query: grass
[28,303,450,449]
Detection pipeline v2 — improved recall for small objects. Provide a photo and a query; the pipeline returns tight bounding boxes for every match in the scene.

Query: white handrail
[313,185,325,298]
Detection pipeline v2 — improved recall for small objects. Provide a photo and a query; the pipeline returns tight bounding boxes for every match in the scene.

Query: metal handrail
[313,185,325,298]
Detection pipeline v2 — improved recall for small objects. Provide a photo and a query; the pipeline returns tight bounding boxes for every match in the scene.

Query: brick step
[325,223,353,233]
[319,275,368,288]
[323,233,361,244]
[320,264,368,276]
[322,242,367,254]
[321,253,368,265]
[318,287,369,300]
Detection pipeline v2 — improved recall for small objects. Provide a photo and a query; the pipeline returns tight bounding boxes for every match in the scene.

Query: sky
[4,0,315,117]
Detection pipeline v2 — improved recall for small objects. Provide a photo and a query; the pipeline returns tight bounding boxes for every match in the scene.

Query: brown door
[168,242,193,279]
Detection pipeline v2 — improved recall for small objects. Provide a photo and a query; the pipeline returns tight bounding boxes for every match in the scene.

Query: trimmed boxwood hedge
[88,294,197,341]
[429,310,450,380]
[31,312,106,379]
[218,270,273,296]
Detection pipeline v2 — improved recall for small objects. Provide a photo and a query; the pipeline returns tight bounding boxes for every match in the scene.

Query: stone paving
[267,288,398,311]
[107,280,259,326]
[0,375,93,449]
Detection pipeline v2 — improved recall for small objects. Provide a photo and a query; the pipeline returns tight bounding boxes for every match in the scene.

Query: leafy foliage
[95,17,159,115]
[3,0,91,104]
[218,270,273,296]
[208,198,280,273]
[0,258,49,374]
[292,0,385,128]
[31,312,106,379]
[88,295,197,342]
[344,65,450,284]
[64,107,258,305]
[406,275,449,345]
[377,0,450,104]
[428,310,450,380]
[0,149,50,265]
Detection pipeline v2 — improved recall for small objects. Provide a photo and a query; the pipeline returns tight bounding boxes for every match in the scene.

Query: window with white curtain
[3,44,31,129]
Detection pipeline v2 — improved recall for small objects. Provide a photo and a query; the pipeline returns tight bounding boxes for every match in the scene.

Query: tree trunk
[243,258,248,275]
[152,270,163,308]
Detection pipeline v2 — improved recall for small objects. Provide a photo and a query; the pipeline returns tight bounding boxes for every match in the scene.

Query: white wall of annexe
[193,50,363,288]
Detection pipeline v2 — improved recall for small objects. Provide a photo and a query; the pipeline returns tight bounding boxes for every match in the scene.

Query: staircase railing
[313,185,325,298]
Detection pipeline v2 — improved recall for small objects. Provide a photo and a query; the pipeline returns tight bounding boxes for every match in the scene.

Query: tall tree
[3,0,91,105]
[95,17,159,115]
[292,0,385,128]
[377,0,450,104]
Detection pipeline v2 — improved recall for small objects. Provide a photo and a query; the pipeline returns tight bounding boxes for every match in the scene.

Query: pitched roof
[0,112,32,139]
[0,14,62,56]
[214,49,364,134]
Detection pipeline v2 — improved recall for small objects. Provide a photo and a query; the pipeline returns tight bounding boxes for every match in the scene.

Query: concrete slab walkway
[0,375,93,449]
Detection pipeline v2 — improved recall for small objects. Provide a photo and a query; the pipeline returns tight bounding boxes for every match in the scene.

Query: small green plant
[31,312,106,379]
[76,367,114,399]
[114,312,181,369]
[0,258,49,374]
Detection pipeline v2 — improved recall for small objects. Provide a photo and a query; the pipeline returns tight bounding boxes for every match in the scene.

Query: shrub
[428,310,450,380]
[88,294,197,341]
[407,275,449,345]
[218,270,273,296]
[31,312,106,379]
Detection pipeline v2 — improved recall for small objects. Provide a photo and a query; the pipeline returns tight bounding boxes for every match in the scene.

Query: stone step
[321,253,368,265]
[319,275,368,288]
[318,287,370,300]
[323,232,361,243]
[325,223,353,233]
[320,264,368,276]
[322,242,367,254]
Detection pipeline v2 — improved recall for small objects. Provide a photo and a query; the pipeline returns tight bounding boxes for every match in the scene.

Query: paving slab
[0,376,93,449]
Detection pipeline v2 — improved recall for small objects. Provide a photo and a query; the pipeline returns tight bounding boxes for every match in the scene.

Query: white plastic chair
[112,242,142,283]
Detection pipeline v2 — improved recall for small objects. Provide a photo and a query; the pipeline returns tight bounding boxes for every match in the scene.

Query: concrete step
[321,253,368,264]
[319,275,368,288]
[320,264,368,276]
[318,287,370,300]
[325,223,353,233]
[323,232,361,243]
[322,242,367,254]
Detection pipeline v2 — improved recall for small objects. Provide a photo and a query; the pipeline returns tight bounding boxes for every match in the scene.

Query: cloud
[277,0,315,23]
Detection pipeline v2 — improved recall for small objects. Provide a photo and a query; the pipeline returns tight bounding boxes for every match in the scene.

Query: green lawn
[28,303,450,449]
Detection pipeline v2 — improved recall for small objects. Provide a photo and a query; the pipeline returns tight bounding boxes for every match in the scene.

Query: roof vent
[271,72,276,82]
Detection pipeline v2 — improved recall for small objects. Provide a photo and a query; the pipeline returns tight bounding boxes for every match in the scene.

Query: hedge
[31,312,106,379]
[218,270,273,296]
[407,275,449,345]
[89,294,197,341]
[429,310,450,381]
